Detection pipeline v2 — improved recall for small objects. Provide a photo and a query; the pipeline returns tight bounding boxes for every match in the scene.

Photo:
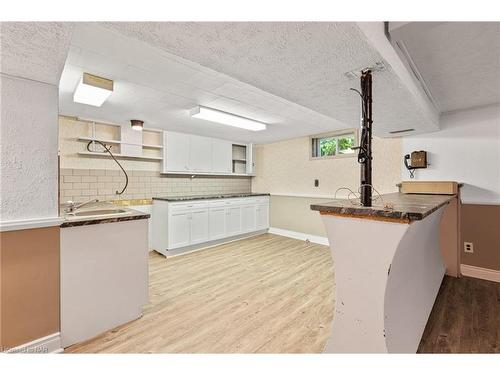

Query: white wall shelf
[78,136,121,145]
[78,137,163,149]
[142,144,163,149]
[78,151,162,161]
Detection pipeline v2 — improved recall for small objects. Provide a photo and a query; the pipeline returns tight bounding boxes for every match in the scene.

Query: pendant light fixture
[130,119,144,131]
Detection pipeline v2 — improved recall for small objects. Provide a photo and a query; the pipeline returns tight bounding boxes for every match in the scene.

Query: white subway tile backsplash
[64,175,81,183]
[59,168,251,202]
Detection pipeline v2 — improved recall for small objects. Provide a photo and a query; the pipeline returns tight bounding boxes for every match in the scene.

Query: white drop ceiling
[59,24,347,144]
[389,22,500,113]
[60,22,442,144]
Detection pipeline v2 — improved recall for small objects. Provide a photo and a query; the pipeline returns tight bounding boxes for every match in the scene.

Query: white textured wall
[402,105,500,204]
[252,135,402,197]
[0,74,60,221]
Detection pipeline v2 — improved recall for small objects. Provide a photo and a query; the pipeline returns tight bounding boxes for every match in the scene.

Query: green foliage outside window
[338,137,354,153]
[320,138,336,156]
[313,132,356,158]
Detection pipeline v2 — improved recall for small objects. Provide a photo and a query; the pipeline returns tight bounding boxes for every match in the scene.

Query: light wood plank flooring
[65,234,334,353]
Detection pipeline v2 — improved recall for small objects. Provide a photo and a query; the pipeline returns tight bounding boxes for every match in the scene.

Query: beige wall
[270,196,328,237]
[461,204,500,271]
[0,226,60,349]
[252,135,402,236]
[59,117,251,203]
[252,135,401,197]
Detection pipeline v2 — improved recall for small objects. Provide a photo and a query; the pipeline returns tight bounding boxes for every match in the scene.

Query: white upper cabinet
[189,135,212,172]
[163,131,189,172]
[211,139,232,174]
[162,131,255,175]
[246,143,256,175]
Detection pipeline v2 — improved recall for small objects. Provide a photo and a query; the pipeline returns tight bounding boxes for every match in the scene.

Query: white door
[164,132,189,172]
[256,204,269,230]
[169,212,190,249]
[241,205,256,233]
[211,139,232,174]
[189,135,212,172]
[190,209,209,244]
[225,206,242,236]
[209,207,226,240]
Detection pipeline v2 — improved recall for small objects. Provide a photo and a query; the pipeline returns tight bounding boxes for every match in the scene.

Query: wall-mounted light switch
[314,179,319,187]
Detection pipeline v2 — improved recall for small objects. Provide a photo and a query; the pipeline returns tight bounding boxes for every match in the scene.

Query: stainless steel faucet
[65,198,99,213]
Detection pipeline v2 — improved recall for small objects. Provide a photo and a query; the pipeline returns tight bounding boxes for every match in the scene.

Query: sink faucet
[65,198,99,213]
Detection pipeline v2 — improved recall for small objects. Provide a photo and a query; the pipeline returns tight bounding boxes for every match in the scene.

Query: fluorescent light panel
[191,106,266,131]
[73,73,113,107]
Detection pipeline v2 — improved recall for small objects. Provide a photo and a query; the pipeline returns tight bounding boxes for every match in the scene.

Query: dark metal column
[359,70,373,207]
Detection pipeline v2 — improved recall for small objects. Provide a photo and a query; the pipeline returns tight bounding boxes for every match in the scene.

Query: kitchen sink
[71,209,127,217]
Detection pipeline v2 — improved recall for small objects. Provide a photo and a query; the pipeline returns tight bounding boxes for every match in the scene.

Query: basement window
[311,130,358,159]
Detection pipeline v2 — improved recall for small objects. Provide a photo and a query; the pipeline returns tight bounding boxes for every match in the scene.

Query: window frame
[310,129,359,160]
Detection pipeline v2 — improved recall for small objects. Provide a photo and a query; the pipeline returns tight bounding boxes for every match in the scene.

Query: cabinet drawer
[169,202,208,212]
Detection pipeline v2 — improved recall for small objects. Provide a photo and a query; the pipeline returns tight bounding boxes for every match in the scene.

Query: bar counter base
[321,207,445,353]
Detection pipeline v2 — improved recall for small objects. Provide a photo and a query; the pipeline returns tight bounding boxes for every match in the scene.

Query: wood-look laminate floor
[418,275,500,353]
[65,233,500,354]
[65,234,334,353]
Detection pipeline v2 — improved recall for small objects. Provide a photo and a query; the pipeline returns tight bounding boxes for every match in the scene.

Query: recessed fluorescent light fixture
[191,106,266,131]
[73,72,114,107]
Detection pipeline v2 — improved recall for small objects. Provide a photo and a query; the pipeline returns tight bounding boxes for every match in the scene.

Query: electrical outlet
[314,179,319,187]
[464,242,474,253]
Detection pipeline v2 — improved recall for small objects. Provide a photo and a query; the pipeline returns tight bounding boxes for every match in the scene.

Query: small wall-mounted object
[464,242,474,254]
[404,150,428,178]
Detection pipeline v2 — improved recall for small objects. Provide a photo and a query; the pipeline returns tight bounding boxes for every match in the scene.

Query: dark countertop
[153,193,270,202]
[310,192,455,222]
[60,203,150,228]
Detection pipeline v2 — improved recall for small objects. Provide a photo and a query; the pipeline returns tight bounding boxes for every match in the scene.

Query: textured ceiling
[389,22,500,113]
[103,22,439,136]
[59,24,346,144]
[0,22,74,85]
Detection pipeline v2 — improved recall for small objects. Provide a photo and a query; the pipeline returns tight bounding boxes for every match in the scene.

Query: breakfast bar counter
[311,192,455,353]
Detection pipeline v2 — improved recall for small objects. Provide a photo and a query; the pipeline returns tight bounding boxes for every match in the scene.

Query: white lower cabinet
[209,206,226,240]
[190,209,209,244]
[152,196,269,255]
[225,205,242,236]
[241,204,257,233]
[256,203,269,230]
[169,211,191,248]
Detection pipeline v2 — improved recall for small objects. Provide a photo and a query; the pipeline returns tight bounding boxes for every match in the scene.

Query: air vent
[389,128,415,134]
[344,61,387,80]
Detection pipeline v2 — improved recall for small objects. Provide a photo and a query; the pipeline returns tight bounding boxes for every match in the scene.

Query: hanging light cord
[86,140,129,195]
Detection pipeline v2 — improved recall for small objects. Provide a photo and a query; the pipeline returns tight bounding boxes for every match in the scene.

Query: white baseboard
[268,227,329,246]
[461,264,500,283]
[5,332,62,354]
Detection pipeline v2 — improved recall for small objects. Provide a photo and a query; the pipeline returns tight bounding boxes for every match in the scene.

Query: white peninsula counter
[311,192,455,353]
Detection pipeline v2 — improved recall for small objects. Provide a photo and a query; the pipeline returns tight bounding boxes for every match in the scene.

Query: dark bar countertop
[310,192,455,222]
[153,193,270,202]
